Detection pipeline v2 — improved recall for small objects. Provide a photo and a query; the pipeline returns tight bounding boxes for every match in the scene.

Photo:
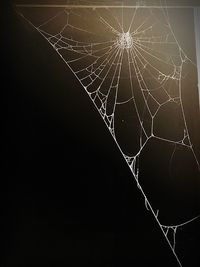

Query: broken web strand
[16,3,200,267]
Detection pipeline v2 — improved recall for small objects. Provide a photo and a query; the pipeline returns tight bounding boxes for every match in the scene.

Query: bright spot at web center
[118,32,133,49]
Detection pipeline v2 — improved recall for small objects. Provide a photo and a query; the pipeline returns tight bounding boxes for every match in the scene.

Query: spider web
[16,1,200,266]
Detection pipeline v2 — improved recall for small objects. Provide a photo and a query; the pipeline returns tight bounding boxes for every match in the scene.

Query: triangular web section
[16,3,200,267]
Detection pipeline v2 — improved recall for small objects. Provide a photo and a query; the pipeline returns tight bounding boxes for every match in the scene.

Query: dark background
[2,1,200,266]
